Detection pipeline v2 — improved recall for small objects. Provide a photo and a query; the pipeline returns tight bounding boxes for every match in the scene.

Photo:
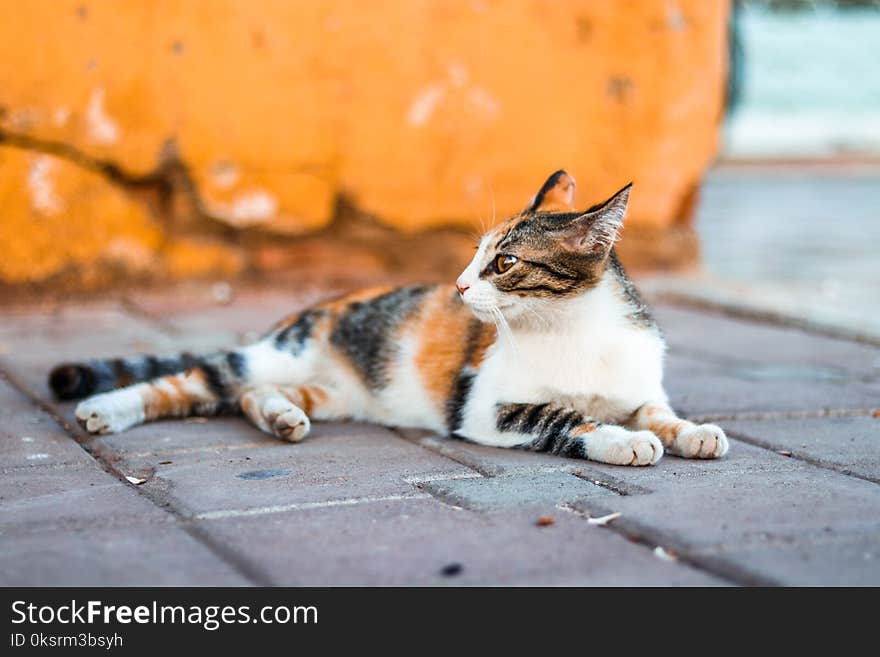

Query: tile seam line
[724,429,880,486]
[651,293,880,347]
[557,504,778,587]
[399,428,755,585]
[0,362,273,587]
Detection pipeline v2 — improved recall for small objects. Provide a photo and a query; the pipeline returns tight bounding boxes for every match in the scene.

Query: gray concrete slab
[570,468,880,585]
[403,432,805,494]
[0,461,172,535]
[665,352,878,417]
[654,304,880,380]
[0,380,91,470]
[724,415,880,483]
[694,529,880,587]
[0,524,251,586]
[197,497,725,586]
[420,471,615,510]
[123,423,475,517]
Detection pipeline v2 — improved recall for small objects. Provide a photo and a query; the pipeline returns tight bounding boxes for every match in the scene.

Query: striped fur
[52,170,728,465]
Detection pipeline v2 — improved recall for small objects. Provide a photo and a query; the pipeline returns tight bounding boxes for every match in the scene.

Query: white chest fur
[461,279,667,437]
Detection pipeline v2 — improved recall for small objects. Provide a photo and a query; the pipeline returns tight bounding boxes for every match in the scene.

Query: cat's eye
[495,255,518,273]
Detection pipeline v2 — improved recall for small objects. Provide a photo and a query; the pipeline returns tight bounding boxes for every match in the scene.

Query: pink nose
[455,278,470,295]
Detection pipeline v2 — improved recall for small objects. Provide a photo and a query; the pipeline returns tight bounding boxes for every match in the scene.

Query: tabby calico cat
[49,170,728,466]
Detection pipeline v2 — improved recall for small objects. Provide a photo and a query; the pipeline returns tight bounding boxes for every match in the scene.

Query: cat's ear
[561,183,632,254]
[527,170,577,213]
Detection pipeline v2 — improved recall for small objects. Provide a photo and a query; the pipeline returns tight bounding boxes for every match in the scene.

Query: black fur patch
[330,286,431,390]
[226,350,247,378]
[48,364,97,400]
[446,370,475,436]
[275,309,322,353]
[446,318,494,434]
[496,402,600,459]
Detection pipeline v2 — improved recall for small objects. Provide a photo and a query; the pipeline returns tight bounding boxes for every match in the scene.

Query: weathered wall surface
[0,0,729,290]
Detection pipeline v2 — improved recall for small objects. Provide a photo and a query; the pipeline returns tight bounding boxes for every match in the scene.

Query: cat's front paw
[670,423,728,459]
[585,428,663,466]
[75,390,144,435]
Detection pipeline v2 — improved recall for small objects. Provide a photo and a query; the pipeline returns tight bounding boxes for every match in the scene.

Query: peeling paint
[208,190,279,226]
[53,106,70,126]
[210,161,242,189]
[467,87,500,117]
[102,237,155,270]
[27,156,64,216]
[85,87,120,145]
[407,83,446,127]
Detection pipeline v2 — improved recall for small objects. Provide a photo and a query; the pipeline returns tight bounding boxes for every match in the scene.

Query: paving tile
[696,530,880,586]
[0,525,250,586]
[420,471,615,510]
[570,468,880,585]
[665,352,878,416]
[0,462,172,535]
[0,303,177,397]
[402,432,804,494]
[123,423,474,516]
[653,303,880,380]
[0,380,91,470]
[197,497,725,586]
[724,415,880,482]
[96,416,279,459]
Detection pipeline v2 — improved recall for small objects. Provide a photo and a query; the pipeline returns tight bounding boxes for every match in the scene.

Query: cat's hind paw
[670,423,728,459]
[75,390,144,435]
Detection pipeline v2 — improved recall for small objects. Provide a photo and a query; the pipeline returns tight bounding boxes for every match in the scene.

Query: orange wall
[0,0,729,287]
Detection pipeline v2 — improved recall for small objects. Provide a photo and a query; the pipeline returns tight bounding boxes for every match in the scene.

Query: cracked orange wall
[0,0,729,287]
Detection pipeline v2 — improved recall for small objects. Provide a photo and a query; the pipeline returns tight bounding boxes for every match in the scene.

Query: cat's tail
[48,351,242,401]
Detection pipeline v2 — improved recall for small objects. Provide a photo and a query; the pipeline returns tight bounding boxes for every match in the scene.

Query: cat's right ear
[527,170,577,213]
[560,183,632,255]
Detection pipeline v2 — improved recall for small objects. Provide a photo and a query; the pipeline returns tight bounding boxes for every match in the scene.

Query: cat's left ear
[561,183,632,254]
[527,170,577,213]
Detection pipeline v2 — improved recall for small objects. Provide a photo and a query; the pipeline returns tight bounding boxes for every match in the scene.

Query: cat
[48,170,728,466]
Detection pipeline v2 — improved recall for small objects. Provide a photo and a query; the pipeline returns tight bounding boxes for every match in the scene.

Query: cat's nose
[455,278,470,295]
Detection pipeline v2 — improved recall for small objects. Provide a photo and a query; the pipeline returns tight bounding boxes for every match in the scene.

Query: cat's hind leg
[469,402,664,466]
[239,383,341,443]
[631,402,728,459]
[75,366,227,434]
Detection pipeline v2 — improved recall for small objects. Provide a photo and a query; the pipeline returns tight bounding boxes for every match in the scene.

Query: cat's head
[456,170,631,324]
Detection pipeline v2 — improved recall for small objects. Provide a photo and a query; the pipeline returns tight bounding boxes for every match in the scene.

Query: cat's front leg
[632,402,728,459]
[466,402,663,466]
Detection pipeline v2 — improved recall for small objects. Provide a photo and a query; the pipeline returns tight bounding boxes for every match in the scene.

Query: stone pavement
[1,282,878,586]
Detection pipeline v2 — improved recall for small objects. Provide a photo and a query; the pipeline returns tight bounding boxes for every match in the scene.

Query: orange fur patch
[412,287,475,408]
[571,422,598,437]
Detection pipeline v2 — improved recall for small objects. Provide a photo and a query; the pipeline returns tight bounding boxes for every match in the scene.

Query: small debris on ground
[873,410,880,418]
[125,476,147,485]
[588,512,621,526]
[440,563,463,577]
[536,516,555,527]
[653,546,678,562]
[159,460,173,465]
[777,450,793,457]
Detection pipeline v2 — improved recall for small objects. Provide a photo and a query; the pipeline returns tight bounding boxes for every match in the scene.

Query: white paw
[261,397,311,443]
[586,428,664,466]
[671,423,729,459]
[75,390,144,435]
